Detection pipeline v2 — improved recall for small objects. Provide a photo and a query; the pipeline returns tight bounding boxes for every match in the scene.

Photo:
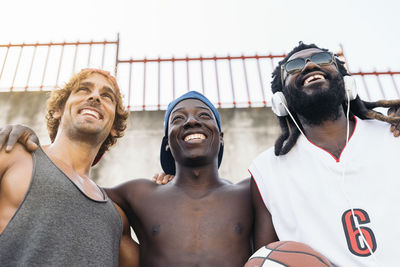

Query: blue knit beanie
[160,91,223,175]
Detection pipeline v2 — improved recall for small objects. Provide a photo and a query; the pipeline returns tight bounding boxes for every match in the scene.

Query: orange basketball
[245,241,332,267]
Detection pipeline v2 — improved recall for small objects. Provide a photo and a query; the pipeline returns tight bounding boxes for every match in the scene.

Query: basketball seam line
[268,248,331,267]
[260,245,275,266]
[263,257,290,267]
[267,241,289,252]
[263,241,289,266]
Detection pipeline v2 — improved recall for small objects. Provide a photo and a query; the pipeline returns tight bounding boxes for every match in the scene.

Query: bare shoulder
[111,178,159,195]
[235,178,251,195]
[216,177,251,196]
[105,178,160,208]
[226,177,251,190]
[0,143,33,233]
[236,177,251,187]
[0,143,32,178]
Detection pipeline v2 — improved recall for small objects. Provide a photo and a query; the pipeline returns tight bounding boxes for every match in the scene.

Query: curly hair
[46,69,129,164]
[271,42,400,156]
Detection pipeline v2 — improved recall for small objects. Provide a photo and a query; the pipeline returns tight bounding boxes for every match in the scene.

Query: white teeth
[81,109,100,119]
[304,74,325,85]
[184,133,206,141]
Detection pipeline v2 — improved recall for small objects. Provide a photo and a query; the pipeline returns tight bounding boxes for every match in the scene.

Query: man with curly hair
[250,42,400,266]
[0,69,138,266]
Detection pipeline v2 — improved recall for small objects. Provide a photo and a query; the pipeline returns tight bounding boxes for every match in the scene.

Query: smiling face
[56,73,117,143]
[282,48,346,125]
[167,99,223,169]
[282,48,338,94]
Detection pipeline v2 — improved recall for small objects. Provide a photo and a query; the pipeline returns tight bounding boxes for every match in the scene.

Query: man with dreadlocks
[249,42,400,266]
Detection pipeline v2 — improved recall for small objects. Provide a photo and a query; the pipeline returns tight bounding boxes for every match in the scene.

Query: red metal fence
[0,35,399,110]
[117,54,285,110]
[0,39,118,91]
[351,71,400,100]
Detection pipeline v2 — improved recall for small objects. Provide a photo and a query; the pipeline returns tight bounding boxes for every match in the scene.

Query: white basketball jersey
[249,118,400,267]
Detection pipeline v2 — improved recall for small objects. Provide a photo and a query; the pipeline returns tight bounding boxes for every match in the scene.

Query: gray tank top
[0,147,122,266]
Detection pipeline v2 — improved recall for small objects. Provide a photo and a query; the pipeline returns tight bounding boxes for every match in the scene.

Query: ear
[220,132,224,146]
[53,109,62,120]
[165,143,170,151]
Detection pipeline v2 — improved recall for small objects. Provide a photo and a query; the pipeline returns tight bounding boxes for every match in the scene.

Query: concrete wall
[0,92,280,186]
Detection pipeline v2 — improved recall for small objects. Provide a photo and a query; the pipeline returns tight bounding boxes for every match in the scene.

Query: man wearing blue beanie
[106,91,279,266]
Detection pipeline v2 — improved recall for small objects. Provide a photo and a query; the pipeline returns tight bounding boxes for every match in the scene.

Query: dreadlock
[271,42,400,156]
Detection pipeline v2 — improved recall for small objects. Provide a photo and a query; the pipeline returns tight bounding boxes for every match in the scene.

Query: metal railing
[117,53,286,110]
[0,38,119,91]
[351,71,400,100]
[0,35,399,110]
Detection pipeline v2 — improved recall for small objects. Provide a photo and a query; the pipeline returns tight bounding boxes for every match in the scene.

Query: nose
[183,114,201,129]
[302,59,320,73]
[88,89,101,103]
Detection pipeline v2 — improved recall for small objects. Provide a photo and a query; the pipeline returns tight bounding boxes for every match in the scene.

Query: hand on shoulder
[152,172,174,184]
[388,107,400,137]
[0,124,39,153]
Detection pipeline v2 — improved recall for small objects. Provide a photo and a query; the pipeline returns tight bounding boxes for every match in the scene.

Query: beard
[284,71,345,126]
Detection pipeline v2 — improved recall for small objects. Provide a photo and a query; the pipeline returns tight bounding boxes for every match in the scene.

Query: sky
[1,0,399,72]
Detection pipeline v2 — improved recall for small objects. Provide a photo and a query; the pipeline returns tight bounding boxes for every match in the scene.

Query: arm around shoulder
[104,178,155,212]
[114,203,139,267]
[250,177,278,250]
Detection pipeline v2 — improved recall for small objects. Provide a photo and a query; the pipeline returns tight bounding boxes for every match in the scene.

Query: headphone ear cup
[343,75,357,101]
[271,91,289,117]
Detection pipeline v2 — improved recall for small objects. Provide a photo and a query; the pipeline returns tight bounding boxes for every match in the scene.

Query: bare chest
[133,190,252,267]
[133,189,252,248]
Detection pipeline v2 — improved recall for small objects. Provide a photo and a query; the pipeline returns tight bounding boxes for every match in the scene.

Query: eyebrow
[171,106,211,115]
[102,86,117,99]
[79,82,116,98]
[80,81,94,87]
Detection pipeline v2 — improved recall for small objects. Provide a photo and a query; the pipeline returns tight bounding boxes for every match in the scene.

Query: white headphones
[271,75,358,117]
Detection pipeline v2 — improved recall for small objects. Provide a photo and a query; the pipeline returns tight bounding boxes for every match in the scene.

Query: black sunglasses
[280,52,337,85]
